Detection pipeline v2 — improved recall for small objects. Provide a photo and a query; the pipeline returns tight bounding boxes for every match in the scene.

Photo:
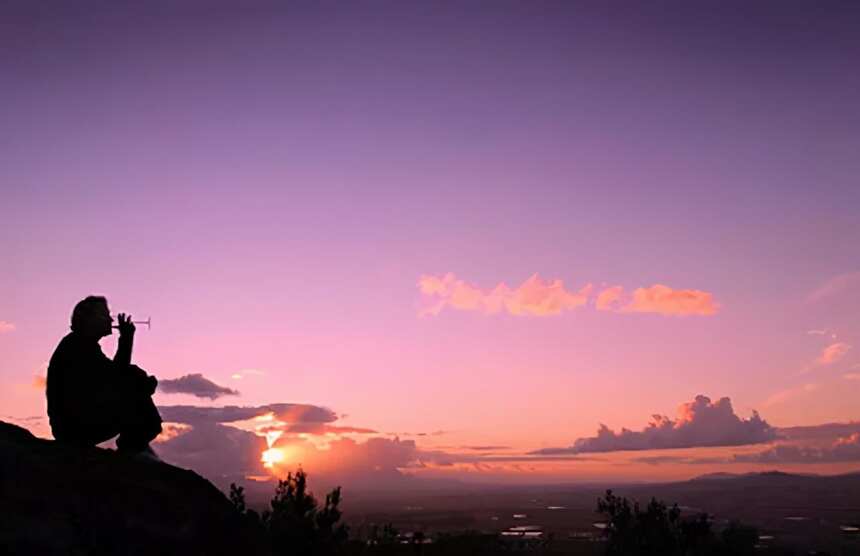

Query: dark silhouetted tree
[596,489,758,556]
[262,469,348,555]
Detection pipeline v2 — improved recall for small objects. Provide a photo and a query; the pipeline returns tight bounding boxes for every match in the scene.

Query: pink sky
[1,2,859,487]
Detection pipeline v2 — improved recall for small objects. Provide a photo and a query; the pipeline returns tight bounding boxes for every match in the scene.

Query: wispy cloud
[158,373,240,400]
[815,342,851,365]
[419,274,719,317]
[531,395,774,455]
[159,403,338,425]
[231,368,266,380]
[762,383,819,408]
[0,321,15,334]
[807,271,860,303]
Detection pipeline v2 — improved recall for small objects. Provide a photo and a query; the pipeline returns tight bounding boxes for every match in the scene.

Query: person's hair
[71,295,109,332]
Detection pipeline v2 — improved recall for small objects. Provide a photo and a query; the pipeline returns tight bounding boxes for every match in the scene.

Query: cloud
[621,285,719,316]
[762,383,819,408]
[158,403,338,425]
[816,342,851,365]
[272,435,423,477]
[626,422,860,466]
[0,321,15,333]
[418,273,591,317]
[1,415,43,424]
[844,373,860,381]
[231,369,266,380]
[632,455,725,466]
[32,374,47,390]
[777,421,860,442]
[807,271,860,303]
[156,422,269,481]
[154,402,431,489]
[595,286,624,311]
[733,433,860,463]
[532,395,776,455]
[158,373,240,400]
[419,274,719,318]
[270,423,378,435]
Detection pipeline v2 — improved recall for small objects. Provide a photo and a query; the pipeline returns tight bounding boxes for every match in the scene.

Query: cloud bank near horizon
[158,403,338,425]
[732,433,860,464]
[158,373,240,400]
[154,403,436,486]
[532,395,776,455]
[418,274,718,317]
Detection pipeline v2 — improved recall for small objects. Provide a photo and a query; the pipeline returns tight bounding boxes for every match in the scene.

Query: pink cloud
[418,273,591,317]
[420,275,719,317]
[623,284,719,316]
[595,285,624,311]
[816,342,851,365]
[0,321,15,334]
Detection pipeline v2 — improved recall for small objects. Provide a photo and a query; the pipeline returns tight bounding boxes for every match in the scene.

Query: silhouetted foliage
[596,490,758,556]
[231,469,348,555]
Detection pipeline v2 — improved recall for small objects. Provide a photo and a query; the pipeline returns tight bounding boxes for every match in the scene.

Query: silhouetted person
[47,296,162,456]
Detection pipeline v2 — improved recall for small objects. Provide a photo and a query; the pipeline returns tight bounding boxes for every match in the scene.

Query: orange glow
[262,447,286,468]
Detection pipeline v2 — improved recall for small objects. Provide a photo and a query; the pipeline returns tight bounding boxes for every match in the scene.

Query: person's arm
[113,313,135,367]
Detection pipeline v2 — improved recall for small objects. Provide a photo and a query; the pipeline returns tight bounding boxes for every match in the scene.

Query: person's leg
[55,418,120,448]
[115,378,163,453]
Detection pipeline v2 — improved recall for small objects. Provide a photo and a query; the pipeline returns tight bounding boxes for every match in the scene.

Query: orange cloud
[32,374,47,390]
[418,273,591,317]
[0,321,15,334]
[595,284,719,316]
[816,342,851,365]
[623,284,719,316]
[420,274,719,318]
[595,285,624,311]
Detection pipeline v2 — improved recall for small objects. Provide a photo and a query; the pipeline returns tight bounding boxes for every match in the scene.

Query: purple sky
[2,1,859,485]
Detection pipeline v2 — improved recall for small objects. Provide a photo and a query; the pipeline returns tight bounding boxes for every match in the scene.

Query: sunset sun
[261,447,286,469]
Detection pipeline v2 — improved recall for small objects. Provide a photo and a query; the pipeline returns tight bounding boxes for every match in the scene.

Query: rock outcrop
[0,421,254,555]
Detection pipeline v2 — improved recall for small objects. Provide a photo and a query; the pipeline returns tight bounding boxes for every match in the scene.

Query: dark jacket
[46,332,156,443]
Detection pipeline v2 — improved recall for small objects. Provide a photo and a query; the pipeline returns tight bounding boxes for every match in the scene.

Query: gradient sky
[2,1,859,486]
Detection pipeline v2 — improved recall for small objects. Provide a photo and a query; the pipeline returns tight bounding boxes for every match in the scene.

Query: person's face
[90,302,113,338]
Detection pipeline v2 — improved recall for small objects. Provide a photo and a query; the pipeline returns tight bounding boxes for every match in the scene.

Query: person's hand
[117,313,136,337]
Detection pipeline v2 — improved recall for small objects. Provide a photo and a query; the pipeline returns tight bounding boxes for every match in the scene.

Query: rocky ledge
[0,421,254,555]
